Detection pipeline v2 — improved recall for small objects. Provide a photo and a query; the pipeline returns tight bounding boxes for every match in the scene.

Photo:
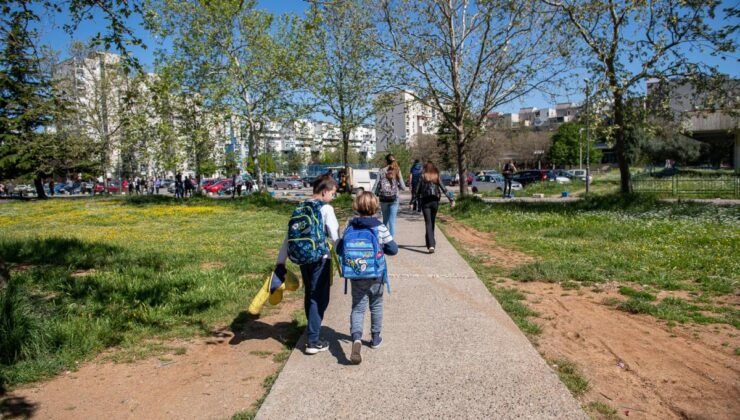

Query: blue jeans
[380,199,399,237]
[350,279,384,341]
[300,258,332,345]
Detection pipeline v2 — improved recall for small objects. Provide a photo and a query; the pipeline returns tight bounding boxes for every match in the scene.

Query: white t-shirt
[276,202,339,264]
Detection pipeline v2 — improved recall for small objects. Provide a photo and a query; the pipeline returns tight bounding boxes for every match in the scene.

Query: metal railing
[632,175,739,198]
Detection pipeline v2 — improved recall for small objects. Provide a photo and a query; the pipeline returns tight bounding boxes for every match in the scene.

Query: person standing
[502,159,517,198]
[275,175,339,354]
[231,174,237,199]
[408,159,423,212]
[373,154,406,238]
[48,179,55,197]
[411,161,455,254]
[175,172,183,198]
[154,178,161,195]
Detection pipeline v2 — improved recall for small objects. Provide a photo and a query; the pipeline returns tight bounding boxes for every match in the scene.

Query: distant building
[647,78,739,169]
[376,91,442,152]
[555,102,581,123]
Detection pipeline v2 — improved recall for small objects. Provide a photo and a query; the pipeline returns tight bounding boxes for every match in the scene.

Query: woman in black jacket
[410,161,455,253]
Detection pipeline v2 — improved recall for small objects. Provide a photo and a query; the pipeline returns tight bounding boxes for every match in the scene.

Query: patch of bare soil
[442,219,534,269]
[444,223,740,420]
[3,297,304,420]
[199,261,225,271]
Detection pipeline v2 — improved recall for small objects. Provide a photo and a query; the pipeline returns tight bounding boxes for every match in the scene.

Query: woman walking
[374,154,406,237]
[411,162,455,254]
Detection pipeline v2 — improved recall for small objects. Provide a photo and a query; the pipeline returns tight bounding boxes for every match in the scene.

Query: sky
[31,0,740,115]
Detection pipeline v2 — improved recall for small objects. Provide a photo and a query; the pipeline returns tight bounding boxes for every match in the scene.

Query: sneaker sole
[350,341,362,364]
[305,346,328,355]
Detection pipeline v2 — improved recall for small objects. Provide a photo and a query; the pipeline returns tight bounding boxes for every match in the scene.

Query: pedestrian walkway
[257,209,585,419]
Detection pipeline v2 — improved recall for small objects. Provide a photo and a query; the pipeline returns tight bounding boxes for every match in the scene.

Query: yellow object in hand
[247,272,272,315]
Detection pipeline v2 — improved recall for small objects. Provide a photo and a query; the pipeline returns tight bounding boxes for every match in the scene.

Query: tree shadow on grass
[0,237,167,272]
[0,396,38,419]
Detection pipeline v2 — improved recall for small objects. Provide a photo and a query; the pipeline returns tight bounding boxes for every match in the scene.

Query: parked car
[94,182,121,193]
[441,172,456,186]
[205,180,232,194]
[53,183,69,195]
[566,169,593,183]
[546,170,572,184]
[512,170,548,186]
[273,178,303,189]
[471,174,523,193]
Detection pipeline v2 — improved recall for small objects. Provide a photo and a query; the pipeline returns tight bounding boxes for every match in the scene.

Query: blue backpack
[287,200,328,265]
[339,224,389,292]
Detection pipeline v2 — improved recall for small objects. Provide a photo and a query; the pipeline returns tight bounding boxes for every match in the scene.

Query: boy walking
[275,175,339,354]
[338,192,398,365]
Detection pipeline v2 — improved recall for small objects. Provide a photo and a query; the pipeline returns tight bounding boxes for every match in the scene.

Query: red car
[94,182,120,193]
[205,180,232,194]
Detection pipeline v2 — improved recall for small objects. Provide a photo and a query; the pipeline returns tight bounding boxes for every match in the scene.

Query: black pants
[503,177,513,197]
[421,198,440,248]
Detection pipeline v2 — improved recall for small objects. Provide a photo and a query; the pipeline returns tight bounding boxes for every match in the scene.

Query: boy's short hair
[353,191,379,216]
[312,174,337,194]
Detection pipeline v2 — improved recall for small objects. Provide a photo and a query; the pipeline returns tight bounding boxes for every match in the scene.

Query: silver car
[273,178,303,189]
[471,174,522,193]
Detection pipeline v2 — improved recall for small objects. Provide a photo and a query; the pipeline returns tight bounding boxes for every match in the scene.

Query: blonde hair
[353,191,379,216]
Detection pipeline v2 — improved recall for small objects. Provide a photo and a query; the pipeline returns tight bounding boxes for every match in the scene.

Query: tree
[548,122,601,166]
[303,0,391,178]
[151,0,308,191]
[285,151,305,174]
[0,11,55,198]
[543,0,737,192]
[377,0,569,195]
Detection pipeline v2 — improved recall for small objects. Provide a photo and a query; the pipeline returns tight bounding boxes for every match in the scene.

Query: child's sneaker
[370,333,383,349]
[350,340,362,364]
[428,247,435,254]
[305,340,329,355]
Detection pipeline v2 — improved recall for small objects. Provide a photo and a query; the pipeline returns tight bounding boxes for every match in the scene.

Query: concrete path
[257,208,586,419]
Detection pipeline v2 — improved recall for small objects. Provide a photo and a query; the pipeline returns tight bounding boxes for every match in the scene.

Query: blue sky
[32,1,739,115]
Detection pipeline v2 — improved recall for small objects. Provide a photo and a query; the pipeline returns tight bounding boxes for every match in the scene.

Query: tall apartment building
[375,91,442,153]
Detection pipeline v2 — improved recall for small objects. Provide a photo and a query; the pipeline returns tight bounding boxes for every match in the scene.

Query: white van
[351,168,378,193]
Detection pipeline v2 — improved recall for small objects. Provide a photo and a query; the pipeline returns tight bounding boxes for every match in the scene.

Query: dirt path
[1,297,303,420]
[443,219,740,419]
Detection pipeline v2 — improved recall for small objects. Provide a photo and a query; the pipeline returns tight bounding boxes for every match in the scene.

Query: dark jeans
[421,198,440,248]
[300,258,332,345]
[503,177,513,197]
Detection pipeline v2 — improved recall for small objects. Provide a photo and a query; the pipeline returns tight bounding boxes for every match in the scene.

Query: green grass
[585,401,619,419]
[618,286,656,301]
[0,194,298,388]
[447,194,739,327]
[549,358,590,396]
[444,239,542,337]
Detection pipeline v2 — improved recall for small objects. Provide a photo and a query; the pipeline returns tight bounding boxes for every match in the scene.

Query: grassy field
[0,194,301,388]
[448,194,740,328]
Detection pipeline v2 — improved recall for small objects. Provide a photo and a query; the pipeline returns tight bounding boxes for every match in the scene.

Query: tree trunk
[249,126,264,192]
[613,92,632,193]
[34,173,48,199]
[455,125,468,196]
[342,130,350,193]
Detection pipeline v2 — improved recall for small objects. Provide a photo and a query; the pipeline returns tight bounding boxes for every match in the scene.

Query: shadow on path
[0,396,38,419]
[397,245,429,255]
